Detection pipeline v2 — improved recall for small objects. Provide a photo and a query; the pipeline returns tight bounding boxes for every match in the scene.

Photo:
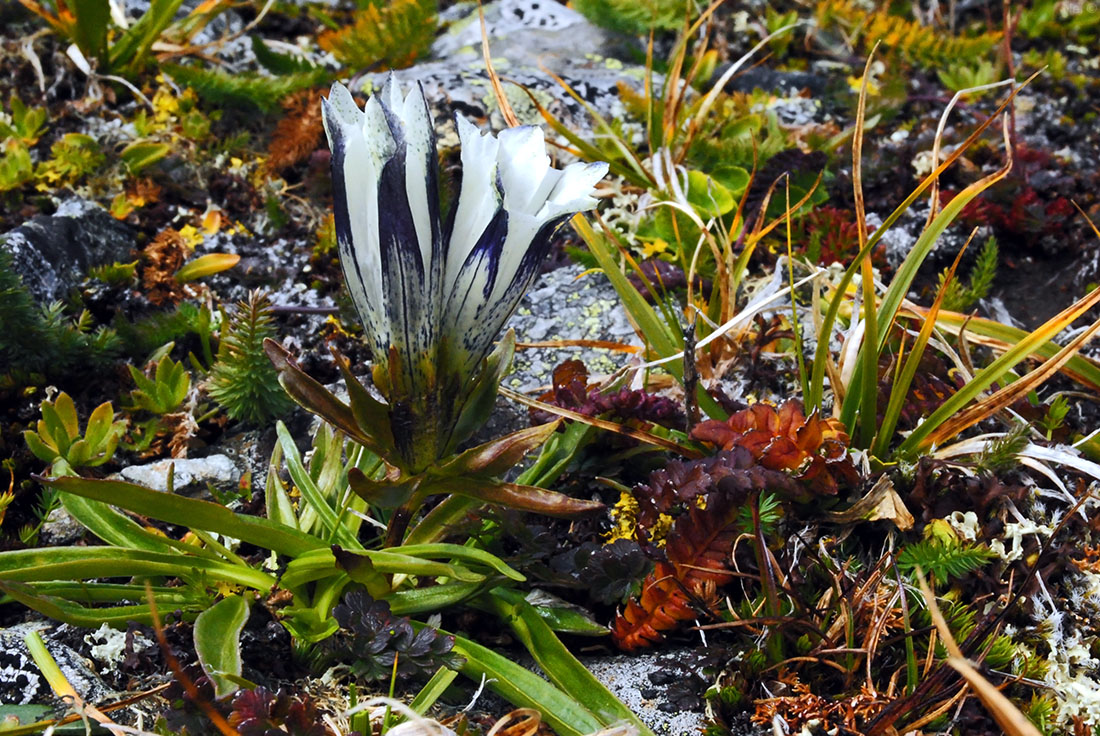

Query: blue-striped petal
[322,83,394,361]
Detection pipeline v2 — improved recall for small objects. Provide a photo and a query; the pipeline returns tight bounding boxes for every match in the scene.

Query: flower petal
[442,207,511,374]
[398,81,442,312]
[322,84,394,360]
[373,79,441,397]
[444,115,502,298]
[445,209,571,377]
[539,161,609,220]
[496,125,554,214]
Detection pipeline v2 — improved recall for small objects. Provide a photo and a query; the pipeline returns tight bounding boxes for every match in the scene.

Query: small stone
[114,454,240,497]
[38,506,86,546]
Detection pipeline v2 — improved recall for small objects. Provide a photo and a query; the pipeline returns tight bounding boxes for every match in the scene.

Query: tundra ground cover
[2,1,1100,734]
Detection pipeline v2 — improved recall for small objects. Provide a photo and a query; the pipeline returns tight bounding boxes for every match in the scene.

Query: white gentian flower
[321,77,607,471]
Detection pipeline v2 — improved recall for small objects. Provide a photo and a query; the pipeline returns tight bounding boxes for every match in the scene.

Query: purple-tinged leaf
[441,477,604,518]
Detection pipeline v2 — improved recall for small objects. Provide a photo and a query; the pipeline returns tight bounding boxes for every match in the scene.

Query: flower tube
[321,76,607,472]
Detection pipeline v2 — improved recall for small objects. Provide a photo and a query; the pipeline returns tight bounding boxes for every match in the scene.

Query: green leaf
[486,589,653,734]
[435,421,560,478]
[394,544,524,582]
[0,547,274,592]
[685,169,734,216]
[42,475,325,558]
[175,253,240,282]
[0,580,187,628]
[109,0,186,76]
[70,0,111,66]
[163,63,328,113]
[440,477,604,518]
[276,421,359,548]
[407,667,459,716]
[23,430,58,464]
[445,631,602,736]
[264,441,298,530]
[42,396,75,457]
[195,595,250,698]
[712,165,750,196]
[81,401,116,450]
[282,547,483,586]
[250,35,317,74]
[120,141,171,174]
[58,492,211,555]
[387,581,487,616]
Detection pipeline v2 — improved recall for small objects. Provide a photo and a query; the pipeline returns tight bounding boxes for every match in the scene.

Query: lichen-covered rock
[114,453,241,497]
[0,198,135,303]
[506,263,640,393]
[0,623,114,706]
[358,0,649,139]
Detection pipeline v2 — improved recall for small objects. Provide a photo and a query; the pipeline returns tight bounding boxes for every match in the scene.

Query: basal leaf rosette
[692,400,858,496]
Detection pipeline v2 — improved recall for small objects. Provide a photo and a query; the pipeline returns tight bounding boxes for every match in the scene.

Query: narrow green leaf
[0,580,200,627]
[407,667,459,716]
[58,492,214,556]
[0,546,275,591]
[264,441,298,530]
[387,581,487,616]
[445,631,601,736]
[486,589,654,735]
[395,544,524,582]
[276,421,356,547]
[108,0,185,75]
[42,475,325,557]
[175,253,240,282]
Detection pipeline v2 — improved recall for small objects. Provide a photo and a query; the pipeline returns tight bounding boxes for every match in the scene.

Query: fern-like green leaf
[573,0,699,35]
[897,538,994,585]
[207,290,293,425]
[938,236,998,313]
[318,0,437,71]
[975,424,1029,474]
[817,0,1001,68]
[163,63,329,113]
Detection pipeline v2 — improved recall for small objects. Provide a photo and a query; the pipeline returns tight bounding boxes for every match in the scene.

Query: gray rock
[217,429,275,494]
[719,66,828,97]
[38,506,86,547]
[578,648,707,735]
[505,263,640,393]
[358,0,649,138]
[0,198,135,303]
[114,453,241,496]
[432,0,620,66]
[0,623,113,706]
